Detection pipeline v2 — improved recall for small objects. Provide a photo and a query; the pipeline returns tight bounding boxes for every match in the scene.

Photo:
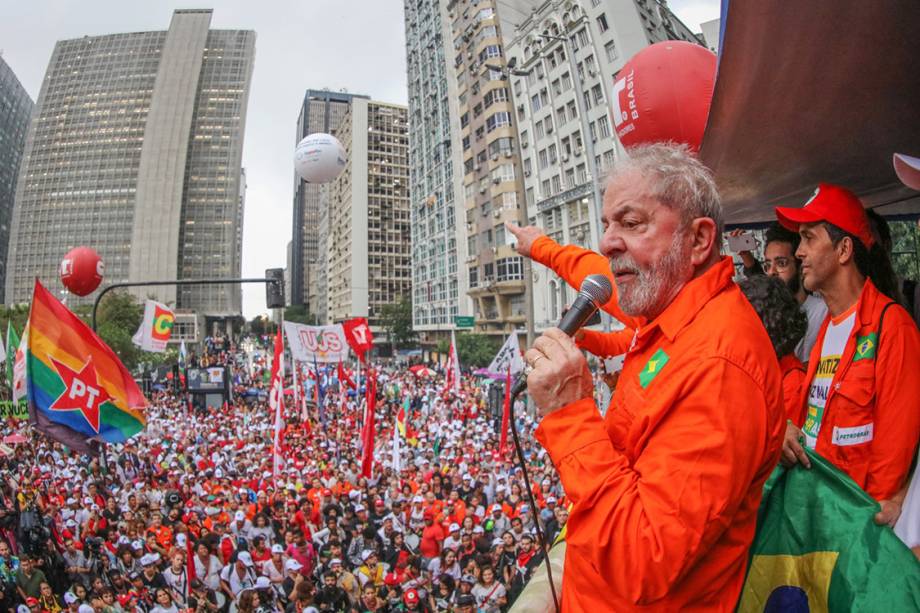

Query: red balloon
[610,41,717,152]
[60,247,105,296]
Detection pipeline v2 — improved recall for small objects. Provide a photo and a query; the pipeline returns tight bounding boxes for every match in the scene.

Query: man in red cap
[775,183,920,522]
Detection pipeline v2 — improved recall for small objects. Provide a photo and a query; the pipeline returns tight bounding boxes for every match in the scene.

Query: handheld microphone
[511,274,613,396]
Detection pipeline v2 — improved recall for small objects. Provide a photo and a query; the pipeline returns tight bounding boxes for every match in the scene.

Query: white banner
[131,300,175,353]
[283,321,350,363]
[487,331,525,377]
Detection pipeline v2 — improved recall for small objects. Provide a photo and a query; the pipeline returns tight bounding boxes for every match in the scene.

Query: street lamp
[478,61,536,349]
[492,30,615,409]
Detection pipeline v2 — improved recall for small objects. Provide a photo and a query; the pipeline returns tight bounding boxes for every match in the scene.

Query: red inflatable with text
[611,41,717,152]
[60,246,105,296]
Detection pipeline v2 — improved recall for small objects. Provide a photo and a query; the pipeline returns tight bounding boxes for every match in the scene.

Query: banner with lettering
[0,400,28,420]
[283,321,350,363]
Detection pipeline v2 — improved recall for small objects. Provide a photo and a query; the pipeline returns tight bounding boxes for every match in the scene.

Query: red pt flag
[360,370,377,478]
[269,326,285,481]
[342,317,373,362]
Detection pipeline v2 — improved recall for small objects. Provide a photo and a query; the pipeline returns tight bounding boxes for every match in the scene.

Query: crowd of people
[0,144,918,612]
[0,334,567,613]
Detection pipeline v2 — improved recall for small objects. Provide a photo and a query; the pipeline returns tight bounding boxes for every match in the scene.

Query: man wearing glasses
[736,223,828,363]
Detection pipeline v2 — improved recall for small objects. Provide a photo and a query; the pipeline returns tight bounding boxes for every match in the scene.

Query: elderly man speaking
[507,144,784,611]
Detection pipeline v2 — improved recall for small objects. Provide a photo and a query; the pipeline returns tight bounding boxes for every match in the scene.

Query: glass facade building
[291,89,368,312]
[0,57,34,304]
[6,9,254,318]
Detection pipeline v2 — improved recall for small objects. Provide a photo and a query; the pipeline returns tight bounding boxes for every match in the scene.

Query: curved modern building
[6,9,255,319]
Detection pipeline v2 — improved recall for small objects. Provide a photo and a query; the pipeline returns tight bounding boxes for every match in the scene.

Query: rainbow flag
[26,280,146,447]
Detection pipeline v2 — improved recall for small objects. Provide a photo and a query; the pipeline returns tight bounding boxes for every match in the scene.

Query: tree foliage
[437,332,502,368]
[0,304,30,339]
[248,315,272,336]
[283,304,314,325]
[380,298,416,348]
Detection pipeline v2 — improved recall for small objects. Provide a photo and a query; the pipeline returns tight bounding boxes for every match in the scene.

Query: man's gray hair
[608,143,723,244]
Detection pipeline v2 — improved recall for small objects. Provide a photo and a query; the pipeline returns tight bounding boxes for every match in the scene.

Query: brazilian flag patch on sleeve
[638,348,669,388]
[854,333,878,361]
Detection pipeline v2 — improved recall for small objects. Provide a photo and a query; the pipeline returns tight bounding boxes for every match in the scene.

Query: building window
[486,111,511,132]
[538,148,549,170]
[602,148,616,168]
[479,44,501,63]
[604,40,618,62]
[497,256,523,281]
[556,106,567,127]
[551,78,561,96]
[535,121,545,140]
[531,93,542,112]
[596,14,609,33]
[551,174,562,194]
[469,266,479,287]
[598,114,611,138]
[592,83,604,106]
[541,178,551,197]
[494,164,515,182]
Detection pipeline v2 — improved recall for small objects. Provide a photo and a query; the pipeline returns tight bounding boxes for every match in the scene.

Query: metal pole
[91,277,278,332]
[557,34,613,411]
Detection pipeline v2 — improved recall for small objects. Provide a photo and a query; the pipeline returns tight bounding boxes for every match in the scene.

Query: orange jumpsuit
[793,278,920,500]
[779,354,806,423]
[530,237,785,611]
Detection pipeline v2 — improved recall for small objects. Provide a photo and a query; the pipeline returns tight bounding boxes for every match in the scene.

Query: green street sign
[454,316,475,328]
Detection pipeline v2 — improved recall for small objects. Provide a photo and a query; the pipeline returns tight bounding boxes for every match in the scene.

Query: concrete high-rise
[404,0,472,344]
[6,9,255,320]
[0,56,34,304]
[503,0,700,329]
[323,99,410,340]
[446,0,533,338]
[291,89,369,311]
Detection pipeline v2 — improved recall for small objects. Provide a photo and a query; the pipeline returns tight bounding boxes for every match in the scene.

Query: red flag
[337,361,356,389]
[185,537,196,602]
[269,327,285,481]
[360,370,377,478]
[342,318,373,362]
[499,365,511,455]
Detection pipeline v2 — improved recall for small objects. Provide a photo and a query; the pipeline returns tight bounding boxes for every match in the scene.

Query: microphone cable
[508,386,561,613]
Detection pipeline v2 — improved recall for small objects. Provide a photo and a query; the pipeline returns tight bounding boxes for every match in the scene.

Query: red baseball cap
[403,589,419,604]
[775,183,874,248]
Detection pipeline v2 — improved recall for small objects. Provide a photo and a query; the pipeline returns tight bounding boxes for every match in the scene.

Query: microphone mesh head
[580,274,613,306]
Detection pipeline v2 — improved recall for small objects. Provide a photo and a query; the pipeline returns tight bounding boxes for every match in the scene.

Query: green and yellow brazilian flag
[738,448,920,612]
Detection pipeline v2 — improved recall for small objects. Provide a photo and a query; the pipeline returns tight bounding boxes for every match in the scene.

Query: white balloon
[294,133,347,183]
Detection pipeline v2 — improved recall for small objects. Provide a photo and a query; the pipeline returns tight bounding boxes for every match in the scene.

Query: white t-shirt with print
[804,308,857,448]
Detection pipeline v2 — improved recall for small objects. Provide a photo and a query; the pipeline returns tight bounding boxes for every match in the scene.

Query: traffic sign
[454,316,474,328]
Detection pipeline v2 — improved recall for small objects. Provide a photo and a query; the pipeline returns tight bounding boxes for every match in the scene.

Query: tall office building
[323,99,410,338]
[446,0,532,338]
[292,89,369,311]
[503,0,699,329]
[0,57,34,304]
[404,0,471,344]
[6,9,255,321]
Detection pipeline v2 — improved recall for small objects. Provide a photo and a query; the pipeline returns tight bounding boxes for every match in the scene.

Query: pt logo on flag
[342,317,374,360]
[48,356,111,432]
[152,306,175,341]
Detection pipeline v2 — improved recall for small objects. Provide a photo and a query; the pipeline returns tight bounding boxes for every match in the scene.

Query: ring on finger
[529,354,545,368]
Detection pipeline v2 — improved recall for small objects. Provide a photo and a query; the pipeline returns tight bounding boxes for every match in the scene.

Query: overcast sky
[0,0,719,318]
